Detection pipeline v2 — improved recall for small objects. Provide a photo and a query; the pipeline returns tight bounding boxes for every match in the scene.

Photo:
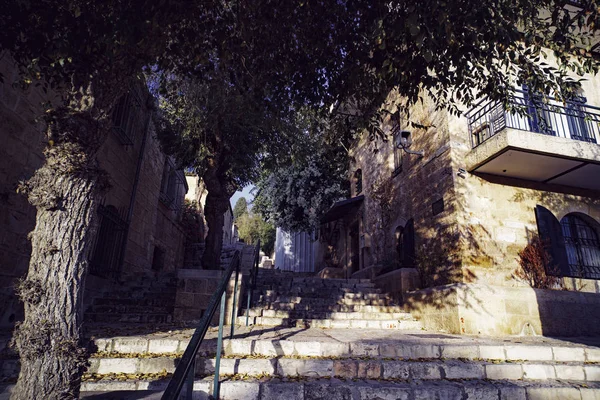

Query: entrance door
[349,223,360,274]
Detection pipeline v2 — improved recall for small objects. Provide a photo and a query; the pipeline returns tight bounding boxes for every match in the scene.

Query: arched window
[560,214,600,278]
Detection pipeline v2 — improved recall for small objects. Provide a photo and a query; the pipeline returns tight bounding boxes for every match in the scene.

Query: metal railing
[466,90,600,148]
[245,240,261,326]
[162,248,243,400]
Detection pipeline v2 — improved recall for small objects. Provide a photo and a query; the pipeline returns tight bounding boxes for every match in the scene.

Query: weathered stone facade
[0,55,188,326]
[321,77,600,336]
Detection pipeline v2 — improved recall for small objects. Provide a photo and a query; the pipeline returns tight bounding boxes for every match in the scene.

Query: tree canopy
[233,197,249,220]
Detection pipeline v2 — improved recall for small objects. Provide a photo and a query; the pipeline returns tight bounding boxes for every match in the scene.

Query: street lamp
[393,127,425,157]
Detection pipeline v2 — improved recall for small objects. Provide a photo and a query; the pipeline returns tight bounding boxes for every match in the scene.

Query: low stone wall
[372,268,419,302]
[405,283,600,337]
[174,269,245,325]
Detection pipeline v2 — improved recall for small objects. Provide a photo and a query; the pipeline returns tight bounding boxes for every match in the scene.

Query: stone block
[262,382,304,400]
[499,386,527,400]
[219,381,260,400]
[585,365,600,381]
[138,357,177,374]
[350,342,380,357]
[443,362,485,379]
[382,361,410,380]
[357,361,382,379]
[526,387,582,400]
[294,341,322,357]
[148,339,180,354]
[485,364,523,380]
[553,347,585,362]
[356,384,411,400]
[464,384,501,400]
[586,348,600,363]
[277,359,333,378]
[333,360,357,378]
[478,346,506,361]
[304,382,353,400]
[320,342,350,357]
[554,364,585,381]
[523,364,556,380]
[227,339,253,356]
[81,381,138,391]
[96,358,138,374]
[410,344,441,359]
[414,383,463,400]
[441,345,479,360]
[505,345,553,361]
[581,388,600,400]
[112,338,148,354]
[409,363,442,379]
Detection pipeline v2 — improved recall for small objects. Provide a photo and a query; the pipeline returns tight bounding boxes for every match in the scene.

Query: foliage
[237,213,276,256]
[253,142,349,233]
[180,200,205,243]
[515,236,563,290]
[233,197,248,220]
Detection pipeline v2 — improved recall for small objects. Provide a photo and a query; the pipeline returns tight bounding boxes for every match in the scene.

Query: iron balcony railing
[466,90,600,149]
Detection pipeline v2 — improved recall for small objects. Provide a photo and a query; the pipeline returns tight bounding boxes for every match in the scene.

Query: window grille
[561,214,600,279]
[160,158,186,215]
[89,205,128,279]
[111,87,143,145]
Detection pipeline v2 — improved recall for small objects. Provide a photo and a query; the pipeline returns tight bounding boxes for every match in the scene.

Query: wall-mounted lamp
[393,129,425,157]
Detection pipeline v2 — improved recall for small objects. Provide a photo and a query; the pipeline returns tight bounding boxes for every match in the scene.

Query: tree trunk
[11,113,108,399]
[201,167,231,270]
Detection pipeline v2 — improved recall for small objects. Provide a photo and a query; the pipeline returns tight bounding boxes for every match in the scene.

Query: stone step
[259,302,406,313]
[256,295,395,306]
[90,330,600,364]
[88,305,173,314]
[246,309,414,321]
[84,312,173,324]
[0,355,589,383]
[238,316,422,329]
[92,297,177,307]
[75,376,600,400]
[255,282,377,290]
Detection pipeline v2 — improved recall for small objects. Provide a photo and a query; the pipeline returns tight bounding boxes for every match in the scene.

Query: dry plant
[514,236,563,290]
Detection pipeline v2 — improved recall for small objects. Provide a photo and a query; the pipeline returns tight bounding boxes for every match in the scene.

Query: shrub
[515,236,563,290]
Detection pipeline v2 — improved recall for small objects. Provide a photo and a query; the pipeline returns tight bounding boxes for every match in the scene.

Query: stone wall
[0,56,188,325]
[405,283,600,337]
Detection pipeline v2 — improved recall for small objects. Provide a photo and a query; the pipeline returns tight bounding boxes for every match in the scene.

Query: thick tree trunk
[201,166,232,270]
[11,111,108,399]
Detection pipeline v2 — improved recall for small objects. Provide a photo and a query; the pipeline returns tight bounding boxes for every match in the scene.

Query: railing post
[230,262,240,338]
[185,358,194,399]
[213,291,226,400]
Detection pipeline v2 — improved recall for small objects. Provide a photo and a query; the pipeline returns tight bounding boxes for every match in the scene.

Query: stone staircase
[238,269,422,330]
[2,326,600,399]
[84,272,179,324]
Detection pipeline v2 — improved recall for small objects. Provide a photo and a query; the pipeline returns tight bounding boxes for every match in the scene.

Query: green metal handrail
[245,239,261,326]
[161,250,241,400]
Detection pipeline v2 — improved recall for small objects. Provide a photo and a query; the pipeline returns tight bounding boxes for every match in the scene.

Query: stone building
[319,73,600,336]
[0,54,188,326]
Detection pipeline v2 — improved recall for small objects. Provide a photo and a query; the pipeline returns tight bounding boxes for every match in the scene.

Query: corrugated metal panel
[274,228,317,272]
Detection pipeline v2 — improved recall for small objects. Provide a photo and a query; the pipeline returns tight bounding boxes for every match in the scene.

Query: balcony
[464,90,600,191]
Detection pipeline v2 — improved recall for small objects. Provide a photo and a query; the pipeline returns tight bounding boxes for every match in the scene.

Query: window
[111,87,143,145]
[523,85,555,136]
[89,205,128,279]
[392,131,403,176]
[561,214,600,279]
[160,158,186,214]
[354,169,363,195]
[536,205,600,280]
[566,95,596,143]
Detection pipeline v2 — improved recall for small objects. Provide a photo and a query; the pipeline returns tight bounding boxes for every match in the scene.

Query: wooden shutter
[534,205,569,276]
[402,218,415,268]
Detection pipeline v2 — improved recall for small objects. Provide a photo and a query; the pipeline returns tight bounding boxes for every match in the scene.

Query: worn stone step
[89,305,173,315]
[247,309,414,321]
[259,302,405,313]
[238,316,421,329]
[255,287,382,296]
[84,312,173,324]
[256,295,395,306]
[74,376,600,400]
[256,282,377,290]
